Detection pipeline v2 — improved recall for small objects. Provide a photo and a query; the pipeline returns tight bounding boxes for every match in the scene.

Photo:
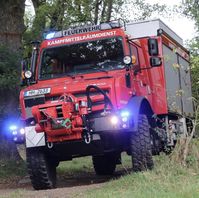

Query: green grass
[57,153,132,175]
[57,152,199,198]
[84,172,199,198]
[0,190,25,198]
[78,154,199,198]
[1,141,199,198]
[0,160,26,180]
[58,156,94,175]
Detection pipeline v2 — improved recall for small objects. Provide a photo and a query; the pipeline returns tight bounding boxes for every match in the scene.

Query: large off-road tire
[26,148,56,190]
[92,153,117,175]
[130,114,154,172]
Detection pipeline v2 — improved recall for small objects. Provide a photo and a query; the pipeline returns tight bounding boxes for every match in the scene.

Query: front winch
[31,93,88,142]
[60,118,72,129]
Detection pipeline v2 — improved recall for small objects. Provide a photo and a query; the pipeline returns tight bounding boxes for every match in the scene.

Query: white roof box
[126,19,183,46]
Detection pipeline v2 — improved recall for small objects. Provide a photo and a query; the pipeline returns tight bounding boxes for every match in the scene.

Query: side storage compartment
[178,56,194,116]
[163,44,193,116]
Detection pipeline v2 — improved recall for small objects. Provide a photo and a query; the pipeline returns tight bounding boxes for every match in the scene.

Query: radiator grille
[24,96,45,108]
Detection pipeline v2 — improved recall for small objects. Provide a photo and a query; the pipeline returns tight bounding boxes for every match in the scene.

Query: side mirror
[150,57,162,67]
[148,38,159,56]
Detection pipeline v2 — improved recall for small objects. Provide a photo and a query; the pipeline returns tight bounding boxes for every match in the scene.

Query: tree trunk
[106,0,113,21]
[0,0,25,160]
[101,0,108,22]
[94,0,101,24]
[0,0,25,51]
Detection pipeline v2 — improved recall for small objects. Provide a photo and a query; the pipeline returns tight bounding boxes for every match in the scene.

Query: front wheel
[26,148,57,190]
[130,114,154,171]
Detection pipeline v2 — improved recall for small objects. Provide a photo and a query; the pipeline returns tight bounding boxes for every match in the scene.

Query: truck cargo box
[126,19,183,45]
[126,19,193,116]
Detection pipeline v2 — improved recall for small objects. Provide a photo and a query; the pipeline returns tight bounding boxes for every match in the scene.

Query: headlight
[9,125,17,131]
[24,70,32,79]
[110,115,119,125]
[122,117,128,122]
[123,56,132,65]
[110,110,131,129]
[121,111,130,117]
[19,128,25,135]
[9,124,25,144]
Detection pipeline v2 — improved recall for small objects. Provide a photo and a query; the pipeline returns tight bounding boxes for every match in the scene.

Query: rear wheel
[130,114,154,171]
[26,148,56,190]
[150,128,162,155]
[92,153,117,175]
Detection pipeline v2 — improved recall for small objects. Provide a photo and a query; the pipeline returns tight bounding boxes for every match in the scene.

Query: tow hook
[47,142,54,149]
[83,132,91,144]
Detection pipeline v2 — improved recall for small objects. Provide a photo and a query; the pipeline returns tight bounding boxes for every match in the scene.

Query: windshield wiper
[97,60,111,66]
[65,73,75,78]
[50,73,76,79]
[93,67,109,74]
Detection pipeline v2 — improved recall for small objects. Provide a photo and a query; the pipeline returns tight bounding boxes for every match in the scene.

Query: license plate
[24,88,51,97]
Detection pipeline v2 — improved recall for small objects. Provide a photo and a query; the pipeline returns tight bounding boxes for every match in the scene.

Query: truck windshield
[39,37,124,79]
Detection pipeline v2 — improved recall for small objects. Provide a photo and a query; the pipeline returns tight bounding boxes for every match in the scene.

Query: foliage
[0,0,25,162]
[24,0,125,44]
[0,45,21,119]
[23,0,167,44]
[190,49,199,100]
[120,0,167,22]
[180,1,199,101]
[0,46,20,89]
[181,0,199,30]
[190,56,199,100]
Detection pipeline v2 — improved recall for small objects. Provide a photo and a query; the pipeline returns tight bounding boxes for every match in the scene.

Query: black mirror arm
[133,66,152,76]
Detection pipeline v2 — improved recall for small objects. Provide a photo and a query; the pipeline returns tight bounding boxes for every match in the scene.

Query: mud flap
[25,126,46,148]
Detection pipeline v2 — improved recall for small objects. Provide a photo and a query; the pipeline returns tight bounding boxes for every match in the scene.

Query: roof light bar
[43,19,125,40]
[62,25,101,36]
[45,32,56,39]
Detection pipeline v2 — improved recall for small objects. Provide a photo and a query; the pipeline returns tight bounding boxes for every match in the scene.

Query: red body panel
[138,37,168,114]
[20,27,170,142]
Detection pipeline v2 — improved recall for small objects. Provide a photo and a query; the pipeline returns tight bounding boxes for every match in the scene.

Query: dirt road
[0,170,124,198]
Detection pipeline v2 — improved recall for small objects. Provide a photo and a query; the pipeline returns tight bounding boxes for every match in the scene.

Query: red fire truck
[13,19,194,189]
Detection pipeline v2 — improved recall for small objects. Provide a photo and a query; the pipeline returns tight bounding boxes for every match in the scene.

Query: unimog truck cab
[12,19,193,190]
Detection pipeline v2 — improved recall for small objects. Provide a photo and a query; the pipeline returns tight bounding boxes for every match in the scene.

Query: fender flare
[125,96,154,131]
